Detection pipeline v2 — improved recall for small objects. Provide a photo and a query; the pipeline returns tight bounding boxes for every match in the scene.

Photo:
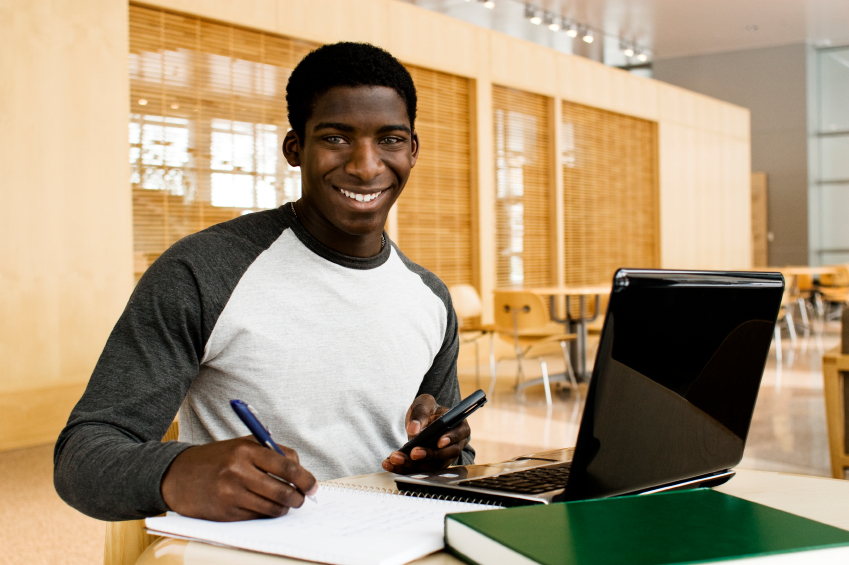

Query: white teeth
[340,189,381,202]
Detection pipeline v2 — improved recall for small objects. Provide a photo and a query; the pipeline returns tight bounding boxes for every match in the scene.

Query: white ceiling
[398,0,849,66]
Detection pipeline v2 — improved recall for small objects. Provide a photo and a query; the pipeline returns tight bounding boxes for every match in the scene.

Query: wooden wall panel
[388,1,479,79]
[490,34,557,96]
[2,0,753,450]
[0,0,132,448]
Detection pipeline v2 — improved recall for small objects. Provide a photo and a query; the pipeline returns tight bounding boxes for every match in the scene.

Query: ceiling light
[620,40,635,57]
[544,13,560,31]
[138,99,148,106]
[636,51,648,62]
[528,7,542,25]
[170,103,180,109]
[582,28,594,43]
[483,0,495,8]
[565,22,578,37]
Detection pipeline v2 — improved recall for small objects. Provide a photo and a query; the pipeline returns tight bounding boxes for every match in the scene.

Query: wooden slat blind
[396,65,474,288]
[561,101,658,286]
[493,86,552,288]
[129,5,315,278]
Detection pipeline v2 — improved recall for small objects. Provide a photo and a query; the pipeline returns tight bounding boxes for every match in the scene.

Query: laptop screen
[562,270,784,502]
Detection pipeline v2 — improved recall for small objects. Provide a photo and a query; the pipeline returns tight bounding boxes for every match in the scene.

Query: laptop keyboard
[458,463,571,494]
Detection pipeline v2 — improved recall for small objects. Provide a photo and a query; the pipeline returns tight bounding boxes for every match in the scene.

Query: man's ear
[282,130,302,167]
[410,130,419,168]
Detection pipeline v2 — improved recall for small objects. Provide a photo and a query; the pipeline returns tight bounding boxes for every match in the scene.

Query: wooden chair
[449,284,496,391]
[774,282,798,366]
[818,265,849,322]
[104,420,179,565]
[823,310,849,480]
[491,291,579,407]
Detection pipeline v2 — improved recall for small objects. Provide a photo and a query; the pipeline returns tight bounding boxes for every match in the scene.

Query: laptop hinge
[636,470,736,496]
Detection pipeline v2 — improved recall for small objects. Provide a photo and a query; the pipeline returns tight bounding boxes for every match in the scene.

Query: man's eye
[381,137,404,145]
[325,136,346,144]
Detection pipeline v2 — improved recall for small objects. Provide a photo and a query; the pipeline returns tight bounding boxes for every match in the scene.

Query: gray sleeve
[395,246,475,465]
[54,212,286,521]
[417,290,476,465]
[54,255,201,520]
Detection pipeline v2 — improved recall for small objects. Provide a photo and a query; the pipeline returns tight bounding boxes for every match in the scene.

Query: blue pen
[230,399,318,503]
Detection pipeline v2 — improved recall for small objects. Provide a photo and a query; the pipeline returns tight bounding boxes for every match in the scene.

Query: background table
[136,469,849,564]
[497,284,610,380]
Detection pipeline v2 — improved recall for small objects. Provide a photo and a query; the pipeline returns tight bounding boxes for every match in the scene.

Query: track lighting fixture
[525,4,542,25]
[482,0,495,8]
[519,2,649,63]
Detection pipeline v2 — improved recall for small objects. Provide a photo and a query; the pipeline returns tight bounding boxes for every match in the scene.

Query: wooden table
[823,346,849,480]
[136,469,849,565]
[497,284,611,380]
[779,266,841,278]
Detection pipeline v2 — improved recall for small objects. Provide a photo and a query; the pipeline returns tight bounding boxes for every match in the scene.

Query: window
[493,86,552,288]
[561,101,659,285]
[395,65,474,288]
[129,5,315,278]
[813,47,849,265]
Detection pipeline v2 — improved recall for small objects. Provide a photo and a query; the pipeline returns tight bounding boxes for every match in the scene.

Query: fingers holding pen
[161,436,317,522]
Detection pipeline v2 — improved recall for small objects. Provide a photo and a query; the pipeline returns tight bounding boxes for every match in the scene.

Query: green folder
[445,489,849,565]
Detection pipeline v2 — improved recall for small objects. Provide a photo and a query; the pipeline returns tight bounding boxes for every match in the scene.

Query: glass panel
[819,47,849,133]
[820,184,849,249]
[819,135,849,181]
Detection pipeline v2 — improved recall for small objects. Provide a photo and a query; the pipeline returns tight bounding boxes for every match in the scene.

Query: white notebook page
[146,484,498,565]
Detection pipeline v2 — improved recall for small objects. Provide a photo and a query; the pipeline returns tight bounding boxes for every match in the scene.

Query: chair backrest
[449,284,483,320]
[104,419,179,565]
[493,291,551,333]
[821,265,849,288]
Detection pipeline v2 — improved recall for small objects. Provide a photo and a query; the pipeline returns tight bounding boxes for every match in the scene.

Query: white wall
[0,0,132,450]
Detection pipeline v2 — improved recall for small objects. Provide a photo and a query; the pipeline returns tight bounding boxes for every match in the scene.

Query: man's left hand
[382,394,470,473]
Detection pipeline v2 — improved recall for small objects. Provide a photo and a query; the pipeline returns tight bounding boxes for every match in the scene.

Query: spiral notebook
[145,480,500,565]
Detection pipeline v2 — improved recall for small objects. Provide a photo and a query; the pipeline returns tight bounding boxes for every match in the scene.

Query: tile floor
[0,322,841,564]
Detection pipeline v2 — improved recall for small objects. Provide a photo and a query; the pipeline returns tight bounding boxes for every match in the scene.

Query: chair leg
[474,339,481,390]
[489,359,500,400]
[786,311,797,350]
[488,332,496,395]
[774,323,782,363]
[514,349,526,389]
[539,359,553,408]
[560,341,581,401]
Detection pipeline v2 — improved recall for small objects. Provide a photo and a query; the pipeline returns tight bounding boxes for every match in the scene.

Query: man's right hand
[160,436,318,521]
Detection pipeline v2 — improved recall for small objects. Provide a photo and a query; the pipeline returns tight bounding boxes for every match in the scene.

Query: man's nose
[344,140,385,182]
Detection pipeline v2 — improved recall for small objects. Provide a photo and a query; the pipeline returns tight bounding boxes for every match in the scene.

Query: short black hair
[286,42,417,142]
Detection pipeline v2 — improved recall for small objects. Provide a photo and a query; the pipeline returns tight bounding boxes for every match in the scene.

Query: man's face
[283,86,418,244]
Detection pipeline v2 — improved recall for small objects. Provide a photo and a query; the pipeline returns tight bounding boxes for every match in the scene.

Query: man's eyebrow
[313,122,355,132]
[377,124,412,134]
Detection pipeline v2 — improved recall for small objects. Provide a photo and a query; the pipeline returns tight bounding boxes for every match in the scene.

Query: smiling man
[53,43,474,522]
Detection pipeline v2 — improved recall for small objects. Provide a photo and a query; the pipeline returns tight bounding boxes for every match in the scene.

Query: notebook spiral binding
[321,481,501,507]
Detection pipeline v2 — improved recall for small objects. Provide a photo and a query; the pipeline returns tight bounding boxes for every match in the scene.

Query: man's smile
[336,187,385,203]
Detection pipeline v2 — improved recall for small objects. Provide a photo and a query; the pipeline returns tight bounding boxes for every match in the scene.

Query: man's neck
[290,201,384,258]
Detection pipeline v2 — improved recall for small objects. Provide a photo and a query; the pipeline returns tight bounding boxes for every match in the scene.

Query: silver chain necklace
[290,202,385,250]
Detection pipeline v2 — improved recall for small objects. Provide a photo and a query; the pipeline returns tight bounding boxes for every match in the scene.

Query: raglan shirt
[53,205,473,521]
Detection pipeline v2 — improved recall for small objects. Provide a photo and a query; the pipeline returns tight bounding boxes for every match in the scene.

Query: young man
[54,42,474,522]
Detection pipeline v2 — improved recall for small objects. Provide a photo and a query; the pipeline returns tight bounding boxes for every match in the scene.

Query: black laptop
[395,269,784,506]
